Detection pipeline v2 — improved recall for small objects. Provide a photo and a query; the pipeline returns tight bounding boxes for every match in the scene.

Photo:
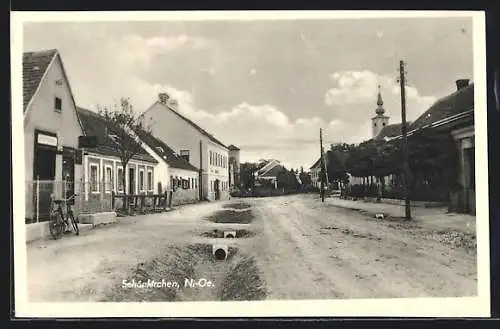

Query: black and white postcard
[11,10,490,317]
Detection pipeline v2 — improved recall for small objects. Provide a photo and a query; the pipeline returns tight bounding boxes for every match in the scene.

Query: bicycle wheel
[68,211,79,236]
[49,211,64,239]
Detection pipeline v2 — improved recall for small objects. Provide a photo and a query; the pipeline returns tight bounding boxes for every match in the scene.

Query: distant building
[228,144,241,188]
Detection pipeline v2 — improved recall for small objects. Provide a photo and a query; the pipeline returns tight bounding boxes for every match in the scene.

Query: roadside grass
[203,209,254,224]
[223,203,252,210]
[219,255,267,301]
[101,242,267,302]
[200,228,256,239]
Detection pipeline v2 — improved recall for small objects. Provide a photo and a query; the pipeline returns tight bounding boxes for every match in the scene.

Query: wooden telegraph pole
[399,60,412,220]
[320,128,325,202]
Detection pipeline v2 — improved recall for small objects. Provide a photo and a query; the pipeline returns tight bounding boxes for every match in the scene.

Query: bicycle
[49,194,79,239]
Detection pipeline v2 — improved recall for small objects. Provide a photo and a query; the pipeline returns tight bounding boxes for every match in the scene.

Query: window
[382,122,386,126]
[209,151,213,165]
[170,175,174,189]
[54,97,62,112]
[139,169,145,192]
[104,165,113,193]
[180,150,190,163]
[90,164,99,193]
[194,178,197,189]
[117,167,124,192]
[147,169,153,191]
[374,123,377,127]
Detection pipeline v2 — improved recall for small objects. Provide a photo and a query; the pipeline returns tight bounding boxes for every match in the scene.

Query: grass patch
[204,209,254,224]
[102,244,197,302]
[200,228,256,239]
[218,255,267,301]
[223,203,252,210]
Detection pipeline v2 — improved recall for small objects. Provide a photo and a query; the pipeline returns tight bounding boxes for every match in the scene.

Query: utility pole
[399,60,412,220]
[320,128,325,202]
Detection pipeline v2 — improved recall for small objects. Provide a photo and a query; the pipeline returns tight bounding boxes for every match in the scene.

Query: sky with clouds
[23,16,473,170]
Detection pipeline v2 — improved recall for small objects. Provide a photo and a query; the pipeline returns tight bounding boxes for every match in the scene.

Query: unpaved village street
[26,195,477,302]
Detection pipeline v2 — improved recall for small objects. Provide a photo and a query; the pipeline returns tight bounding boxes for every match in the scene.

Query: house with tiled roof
[141,93,232,201]
[23,49,86,223]
[75,107,158,212]
[389,79,475,214]
[132,128,200,205]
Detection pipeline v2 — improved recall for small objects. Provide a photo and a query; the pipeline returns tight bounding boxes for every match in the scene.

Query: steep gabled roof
[257,159,280,176]
[133,129,199,172]
[147,101,228,149]
[310,158,321,170]
[76,107,157,163]
[23,49,58,112]
[259,164,286,178]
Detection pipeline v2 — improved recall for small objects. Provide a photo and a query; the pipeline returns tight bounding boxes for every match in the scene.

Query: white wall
[143,102,229,200]
[24,54,84,182]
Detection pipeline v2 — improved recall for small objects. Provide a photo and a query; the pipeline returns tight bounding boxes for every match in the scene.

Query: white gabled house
[141,93,233,201]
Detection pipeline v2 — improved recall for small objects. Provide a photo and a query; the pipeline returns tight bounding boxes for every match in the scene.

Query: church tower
[371,84,389,138]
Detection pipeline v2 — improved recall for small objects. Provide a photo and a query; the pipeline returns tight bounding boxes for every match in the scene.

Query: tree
[98,97,150,209]
[240,162,259,189]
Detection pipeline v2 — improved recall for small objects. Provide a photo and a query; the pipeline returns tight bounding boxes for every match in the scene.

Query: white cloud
[120,81,371,169]
[105,33,210,72]
[324,70,437,123]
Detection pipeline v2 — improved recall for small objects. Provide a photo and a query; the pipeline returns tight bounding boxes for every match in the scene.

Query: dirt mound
[204,209,254,224]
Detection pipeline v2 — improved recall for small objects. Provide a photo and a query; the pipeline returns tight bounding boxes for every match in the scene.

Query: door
[214,179,220,200]
[128,167,135,195]
[62,149,75,204]
[33,144,57,221]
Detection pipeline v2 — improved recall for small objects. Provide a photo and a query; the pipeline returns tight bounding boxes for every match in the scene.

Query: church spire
[375,84,385,115]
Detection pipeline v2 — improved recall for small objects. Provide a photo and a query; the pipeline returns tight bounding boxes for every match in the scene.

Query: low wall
[171,189,199,206]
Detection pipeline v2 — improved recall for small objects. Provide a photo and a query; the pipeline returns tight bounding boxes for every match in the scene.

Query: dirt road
[242,195,477,299]
[25,195,477,302]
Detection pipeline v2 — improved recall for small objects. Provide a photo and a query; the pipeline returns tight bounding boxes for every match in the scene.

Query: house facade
[141,93,231,201]
[76,107,158,213]
[309,158,322,189]
[134,128,200,206]
[23,49,85,223]
[255,159,283,189]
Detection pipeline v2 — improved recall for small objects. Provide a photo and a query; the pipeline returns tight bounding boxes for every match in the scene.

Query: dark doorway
[62,148,75,204]
[33,133,57,222]
[129,167,135,195]
[214,179,220,200]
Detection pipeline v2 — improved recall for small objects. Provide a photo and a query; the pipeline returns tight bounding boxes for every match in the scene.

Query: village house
[397,79,475,214]
[75,107,158,214]
[255,159,285,189]
[141,93,232,201]
[133,128,200,206]
[23,49,85,224]
[309,158,322,189]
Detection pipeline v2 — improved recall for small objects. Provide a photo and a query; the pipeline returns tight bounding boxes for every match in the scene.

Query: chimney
[456,79,470,91]
[158,92,169,104]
